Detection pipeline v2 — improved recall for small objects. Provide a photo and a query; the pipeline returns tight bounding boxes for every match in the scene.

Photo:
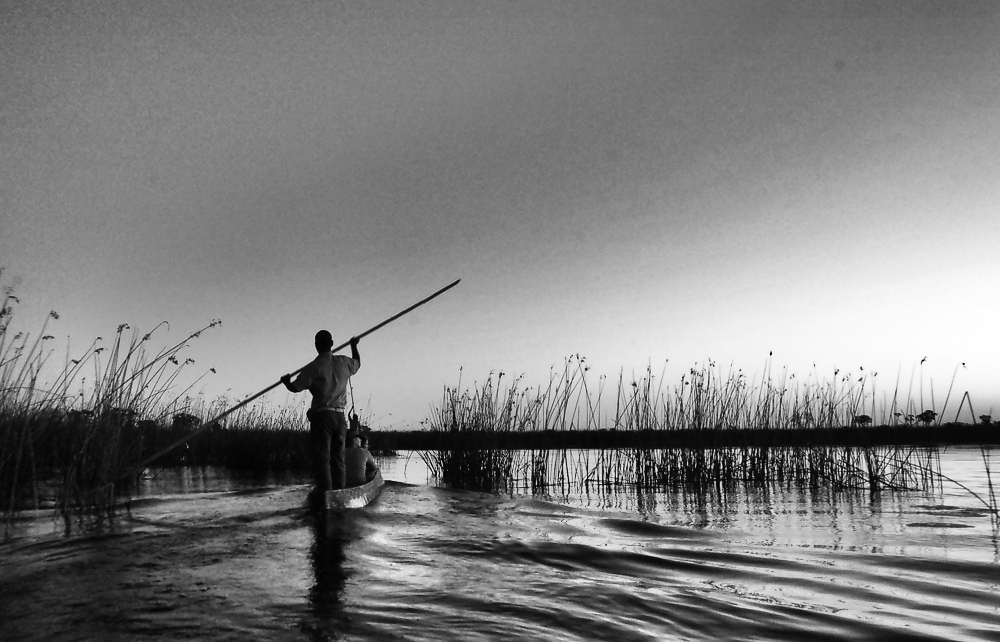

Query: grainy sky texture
[3,0,999,427]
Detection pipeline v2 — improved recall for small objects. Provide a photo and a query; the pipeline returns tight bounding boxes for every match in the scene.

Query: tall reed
[422,356,986,511]
[0,277,221,536]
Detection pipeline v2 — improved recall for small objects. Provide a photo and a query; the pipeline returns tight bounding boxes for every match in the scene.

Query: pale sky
[3,0,999,428]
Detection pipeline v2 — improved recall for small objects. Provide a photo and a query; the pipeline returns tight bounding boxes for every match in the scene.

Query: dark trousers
[308,409,348,491]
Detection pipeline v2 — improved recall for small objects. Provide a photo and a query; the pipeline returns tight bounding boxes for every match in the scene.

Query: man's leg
[330,411,348,490]
[310,412,334,492]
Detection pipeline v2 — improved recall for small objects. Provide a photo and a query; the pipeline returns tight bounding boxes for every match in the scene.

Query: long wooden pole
[136,278,461,469]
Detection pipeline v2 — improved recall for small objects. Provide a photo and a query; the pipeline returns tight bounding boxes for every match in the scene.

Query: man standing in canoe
[281,330,360,496]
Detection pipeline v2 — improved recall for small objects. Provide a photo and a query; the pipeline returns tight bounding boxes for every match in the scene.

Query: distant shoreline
[374,424,1000,451]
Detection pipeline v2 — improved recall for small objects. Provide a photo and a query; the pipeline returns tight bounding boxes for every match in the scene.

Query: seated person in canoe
[345,432,379,487]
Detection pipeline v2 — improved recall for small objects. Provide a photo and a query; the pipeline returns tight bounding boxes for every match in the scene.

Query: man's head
[315,330,334,353]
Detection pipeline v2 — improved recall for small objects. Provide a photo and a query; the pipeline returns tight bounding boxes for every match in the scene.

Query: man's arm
[350,336,361,368]
[282,361,314,393]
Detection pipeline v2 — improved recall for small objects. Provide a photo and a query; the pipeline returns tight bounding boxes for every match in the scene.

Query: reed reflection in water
[424,445,946,496]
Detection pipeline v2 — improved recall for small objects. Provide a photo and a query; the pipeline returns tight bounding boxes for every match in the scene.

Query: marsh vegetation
[2,277,997,537]
[0,280,223,531]
[418,356,999,525]
[0,278,319,536]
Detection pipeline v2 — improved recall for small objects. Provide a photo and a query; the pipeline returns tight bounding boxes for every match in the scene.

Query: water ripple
[2,461,998,641]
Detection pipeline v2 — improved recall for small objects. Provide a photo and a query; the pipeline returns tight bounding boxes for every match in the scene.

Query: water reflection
[4,456,998,641]
[137,466,310,495]
[302,512,363,641]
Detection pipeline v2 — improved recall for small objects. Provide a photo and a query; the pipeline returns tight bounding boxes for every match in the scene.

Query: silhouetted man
[281,330,360,496]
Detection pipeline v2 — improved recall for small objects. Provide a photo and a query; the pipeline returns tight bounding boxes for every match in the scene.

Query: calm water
[2,447,998,641]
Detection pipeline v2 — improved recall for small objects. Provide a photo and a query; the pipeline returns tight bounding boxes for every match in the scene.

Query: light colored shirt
[289,352,360,409]
[345,446,378,486]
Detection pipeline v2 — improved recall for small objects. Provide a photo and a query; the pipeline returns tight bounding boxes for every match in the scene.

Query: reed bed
[172,397,313,471]
[420,356,992,517]
[0,278,227,535]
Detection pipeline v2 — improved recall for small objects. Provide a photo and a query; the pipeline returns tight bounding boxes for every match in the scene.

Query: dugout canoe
[323,469,384,510]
